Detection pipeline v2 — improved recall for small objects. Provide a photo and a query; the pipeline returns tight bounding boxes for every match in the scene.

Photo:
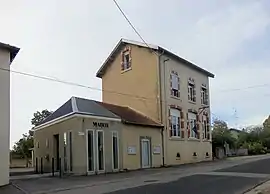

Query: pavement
[2,154,270,194]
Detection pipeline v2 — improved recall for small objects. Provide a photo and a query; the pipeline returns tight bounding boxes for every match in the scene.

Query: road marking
[198,171,270,178]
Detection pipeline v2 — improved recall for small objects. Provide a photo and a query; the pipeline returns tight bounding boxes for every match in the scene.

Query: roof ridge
[71,96,78,112]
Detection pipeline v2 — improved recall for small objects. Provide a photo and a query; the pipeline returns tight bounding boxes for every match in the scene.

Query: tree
[212,119,236,148]
[263,116,270,130]
[31,109,53,127]
[12,132,34,167]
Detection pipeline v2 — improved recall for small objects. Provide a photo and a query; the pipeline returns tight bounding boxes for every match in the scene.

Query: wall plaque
[93,122,109,128]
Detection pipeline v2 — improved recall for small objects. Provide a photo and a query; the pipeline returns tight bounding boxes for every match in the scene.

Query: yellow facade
[101,44,161,122]
[122,125,162,170]
[98,40,214,167]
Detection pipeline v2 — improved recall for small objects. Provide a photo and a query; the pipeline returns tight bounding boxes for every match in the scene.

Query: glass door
[141,139,150,168]
[97,130,105,173]
[87,130,95,173]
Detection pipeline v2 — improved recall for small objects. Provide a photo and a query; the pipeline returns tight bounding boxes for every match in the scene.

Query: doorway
[86,130,105,174]
[141,138,151,168]
[53,134,60,171]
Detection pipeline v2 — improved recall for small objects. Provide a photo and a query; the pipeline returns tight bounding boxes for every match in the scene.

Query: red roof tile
[96,101,163,128]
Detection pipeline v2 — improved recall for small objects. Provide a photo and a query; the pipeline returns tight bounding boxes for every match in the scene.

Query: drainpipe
[161,127,165,167]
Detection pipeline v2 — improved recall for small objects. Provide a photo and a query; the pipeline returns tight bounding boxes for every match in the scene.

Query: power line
[3,66,270,103]
[112,0,161,56]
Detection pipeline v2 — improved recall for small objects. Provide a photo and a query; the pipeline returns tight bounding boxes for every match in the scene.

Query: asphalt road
[3,156,270,194]
[106,175,264,194]
[105,158,270,194]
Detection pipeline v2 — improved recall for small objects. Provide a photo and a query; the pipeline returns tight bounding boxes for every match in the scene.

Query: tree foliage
[31,109,53,127]
[12,109,53,164]
[212,119,236,148]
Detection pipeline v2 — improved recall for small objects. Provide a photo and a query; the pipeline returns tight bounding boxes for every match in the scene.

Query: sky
[0,0,270,147]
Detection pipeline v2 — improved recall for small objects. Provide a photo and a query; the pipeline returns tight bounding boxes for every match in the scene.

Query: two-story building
[0,42,20,186]
[96,39,214,166]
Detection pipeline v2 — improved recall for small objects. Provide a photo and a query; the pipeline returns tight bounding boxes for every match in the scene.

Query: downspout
[158,51,165,167]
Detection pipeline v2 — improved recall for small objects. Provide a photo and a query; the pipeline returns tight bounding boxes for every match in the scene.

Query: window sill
[201,103,209,106]
[188,101,196,105]
[188,137,200,142]
[169,137,185,141]
[171,96,181,101]
[121,67,132,74]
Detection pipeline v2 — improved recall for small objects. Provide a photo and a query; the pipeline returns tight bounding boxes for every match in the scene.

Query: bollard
[41,157,43,174]
[52,158,55,177]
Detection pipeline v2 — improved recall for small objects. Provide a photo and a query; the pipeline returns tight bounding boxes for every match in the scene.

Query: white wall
[0,48,10,186]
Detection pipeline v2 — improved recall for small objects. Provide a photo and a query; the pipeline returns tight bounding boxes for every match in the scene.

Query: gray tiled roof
[74,97,119,118]
[37,97,119,126]
[37,96,162,128]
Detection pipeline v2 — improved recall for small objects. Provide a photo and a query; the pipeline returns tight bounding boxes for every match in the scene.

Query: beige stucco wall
[34,117,123,174]
[159,54,212,165]
[101,44,161,122]
[0,48,10,186]
[122,125,162,170]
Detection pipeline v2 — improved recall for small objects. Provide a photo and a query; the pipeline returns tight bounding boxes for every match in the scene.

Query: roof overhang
[159,47,215,78]
[96,39,214,79]
[0,42,20,63]
[33,112,121,132]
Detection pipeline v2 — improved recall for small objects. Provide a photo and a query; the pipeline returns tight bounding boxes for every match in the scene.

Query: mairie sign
[93,122,109,128]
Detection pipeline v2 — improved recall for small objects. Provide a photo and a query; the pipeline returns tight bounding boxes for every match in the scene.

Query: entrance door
[141,139,150,168]
[53,134,60,171]
[86,130,105,174]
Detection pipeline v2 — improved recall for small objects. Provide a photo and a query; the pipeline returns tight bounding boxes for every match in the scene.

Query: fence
[35,157,63,177]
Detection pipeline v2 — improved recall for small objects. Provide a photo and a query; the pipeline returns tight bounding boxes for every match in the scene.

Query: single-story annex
[34,97,164,174]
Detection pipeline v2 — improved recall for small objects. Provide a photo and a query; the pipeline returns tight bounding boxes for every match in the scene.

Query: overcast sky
[1,0,270,147]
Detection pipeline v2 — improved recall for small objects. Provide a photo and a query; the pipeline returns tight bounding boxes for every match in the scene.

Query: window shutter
[168,108,172,137]
[177,77,180,97]
[121,51,125,70]
[188,85,190,100]
[206,116,210,140]
[177,116,181,137]
[196,114,200,139]
[186,113,190,138]
[193,86,196,102]
[180,111,185,138]
[170,74,173,96]
[128,49,132,69]
[205,91,209,105]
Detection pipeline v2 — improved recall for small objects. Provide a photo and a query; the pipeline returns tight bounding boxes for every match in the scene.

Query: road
[4,155,270,194]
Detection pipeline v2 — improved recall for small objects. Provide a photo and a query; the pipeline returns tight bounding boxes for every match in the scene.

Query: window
[188,112,197,138]
[170,72,180,97]
[202,116,207,139]
[121,47,131,71]
[170,108,181,137]
[201,86,208,105]
[188,82,196,102]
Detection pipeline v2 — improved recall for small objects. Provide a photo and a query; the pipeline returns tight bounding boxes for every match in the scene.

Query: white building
[0,42,20,186]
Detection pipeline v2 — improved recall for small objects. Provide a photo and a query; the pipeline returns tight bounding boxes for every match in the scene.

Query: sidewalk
[245,180,270,194]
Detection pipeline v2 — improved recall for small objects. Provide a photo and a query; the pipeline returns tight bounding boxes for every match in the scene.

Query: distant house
[0,42,19,186]
[229,128,245,139]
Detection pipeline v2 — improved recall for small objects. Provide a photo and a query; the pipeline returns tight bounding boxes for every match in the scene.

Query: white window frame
[86,129,95,174]
[170,108,181,137]
[188,112,197,138]
[201,87,207,105]
[171,72,180,97]
[96,130,105,173]
[123,50,131,70]
[112,131,120,171]
[202,116,208,139]
[188,83,196,102]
